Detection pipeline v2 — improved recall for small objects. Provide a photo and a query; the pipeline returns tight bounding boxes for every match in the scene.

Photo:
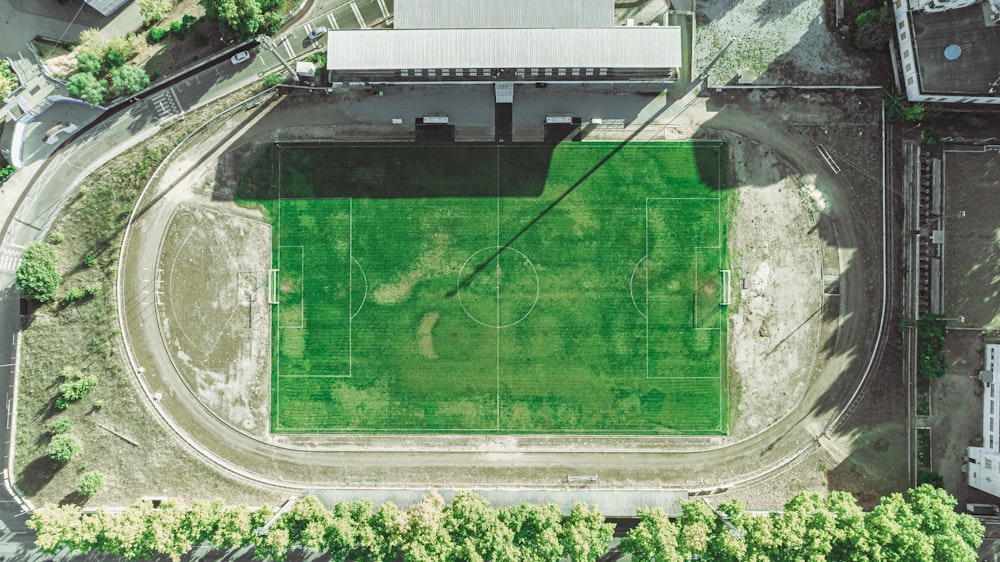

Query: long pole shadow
[445,103,671,298]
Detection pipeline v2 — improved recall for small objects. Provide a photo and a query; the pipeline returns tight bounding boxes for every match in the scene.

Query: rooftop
[327,27,681,71]
[912,4,1000,95]
[395,0,612,29]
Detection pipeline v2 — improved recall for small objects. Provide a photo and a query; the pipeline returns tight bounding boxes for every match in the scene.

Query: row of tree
[28,485,983,562]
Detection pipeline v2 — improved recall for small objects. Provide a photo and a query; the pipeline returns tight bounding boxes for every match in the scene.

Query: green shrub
[48,231,65,244]
[854,6,892,51]
[63,287,86,303]
[84,254,97,268]
[76,50,103,75]
[56,367,98,408]
[66,72,108,105]
[47,419,73,435]
[264,72,284,87]
[15,242,61,302]
[140,0,171,26]
[77,472,105,497]
[149,26,168,42]
[0,164,16,182]
[85,283,102,297]
[917,314,947,378]
[47,433,81,462]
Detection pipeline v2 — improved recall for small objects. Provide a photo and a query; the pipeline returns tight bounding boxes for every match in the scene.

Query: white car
[230,51,251,65]
[307,26,327,42]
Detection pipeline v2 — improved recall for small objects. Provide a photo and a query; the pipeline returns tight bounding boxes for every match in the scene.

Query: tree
[500,502,565,562]
[15,242,61,302]
[76,50,103,75]
[47,433,81,462]
[77,472,105,497]
[358,501,405,562]
[866,484,983,562]
[140,0,172,25]
[443,491,515,562]
[202,0,264,40]
[56,367,98,408]
[66,72,108,106]
[622,507,684,562]
[26,504,82,553]
[560,503,613,562]
[110,65,150,97]
[400,492,453,562]
[854,6,892,51]
[103,34,138,68]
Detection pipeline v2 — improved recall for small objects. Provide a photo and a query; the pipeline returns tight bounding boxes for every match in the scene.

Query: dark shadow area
[16,455,62,496]
[415,123,455,142]
[543,120,583,144]
[230,142,556,200]
[60,490,88,506]
[495,103,513,142]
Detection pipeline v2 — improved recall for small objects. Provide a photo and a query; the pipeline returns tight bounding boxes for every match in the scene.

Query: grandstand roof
[327,27,681,71]
[395,0,612,29]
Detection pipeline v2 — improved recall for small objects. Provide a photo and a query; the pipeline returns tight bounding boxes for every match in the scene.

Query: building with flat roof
[893,0,1000,104]
[968,344,1000,496]
[326,0,681,83]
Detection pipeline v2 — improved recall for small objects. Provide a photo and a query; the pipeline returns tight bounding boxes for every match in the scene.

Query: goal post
[269,269,279,305]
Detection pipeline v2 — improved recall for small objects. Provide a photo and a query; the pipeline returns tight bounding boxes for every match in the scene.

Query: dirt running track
[119,86,886,494]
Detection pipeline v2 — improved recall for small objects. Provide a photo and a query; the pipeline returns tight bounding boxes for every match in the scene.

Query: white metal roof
[395,0,612,29]
[85,0,131,16]
[327,28,681,71]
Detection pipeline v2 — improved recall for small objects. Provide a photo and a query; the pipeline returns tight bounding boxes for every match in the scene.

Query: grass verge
[14,85,280,507]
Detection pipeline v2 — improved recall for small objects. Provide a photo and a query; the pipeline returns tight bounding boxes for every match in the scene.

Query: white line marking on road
[327,13,338,28]
[350,2,366,27]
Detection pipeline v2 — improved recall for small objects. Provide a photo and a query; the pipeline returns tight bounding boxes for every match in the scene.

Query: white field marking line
[326,12,338,29]
[496,146,501,430]
[350,1,366,28]
[645,198,724,380]
[350,257,367,320]
[630,256,647,319]
[457,247,539,329]
[693,247,722,332]
[349,198,352,379]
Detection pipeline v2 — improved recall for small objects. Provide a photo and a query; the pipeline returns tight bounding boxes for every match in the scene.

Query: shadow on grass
[60,490,88,507]
[16,455,63,497]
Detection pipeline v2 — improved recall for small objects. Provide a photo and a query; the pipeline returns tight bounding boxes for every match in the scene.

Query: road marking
[282,36,294,59]
[376,0,389,19]
[350,2,366,28]
[148,88,184,121]
[327,12,338,29]
[0,248,19,273]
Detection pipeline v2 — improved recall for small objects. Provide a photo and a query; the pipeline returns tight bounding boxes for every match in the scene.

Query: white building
[968,344,1000,495]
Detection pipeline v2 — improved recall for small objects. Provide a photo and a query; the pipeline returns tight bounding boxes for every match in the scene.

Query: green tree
[15,242,61,301]
[66,72,108,105]
[140,0,172,25]
[854,6,892,51]
[47,433,81,462]
[109,65,150,97]
[48,418,73,435]
[103,35,138,68]
[560,503,614,562]
[76,50,103,75]
[866,484,983,562]
[56,367,98,408]
[500,502,565,562]
[358,501,405,562]
[202,0,264,40]
[622,507,684,562]
[444,491,515,562]
[675,499,748,561]
[26,504,83,553]
[77,472,105,497]
[400,492,453,562]
[149,26,168,42]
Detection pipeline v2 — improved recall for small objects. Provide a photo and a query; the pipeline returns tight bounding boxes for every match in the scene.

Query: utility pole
[256,35,298,82]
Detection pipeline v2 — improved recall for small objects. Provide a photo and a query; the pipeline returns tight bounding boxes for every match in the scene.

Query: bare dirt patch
[726,138,826,439]
[418,312,440,359]
[159,203,272,436]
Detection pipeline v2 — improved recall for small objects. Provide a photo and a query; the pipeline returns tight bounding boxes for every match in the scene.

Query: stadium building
[326,0,683,83]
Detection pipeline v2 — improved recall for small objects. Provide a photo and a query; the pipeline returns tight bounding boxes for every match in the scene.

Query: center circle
[457,246,539,328]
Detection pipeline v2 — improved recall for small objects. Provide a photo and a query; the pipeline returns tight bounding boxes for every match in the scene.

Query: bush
[170,19,185,35]
[854,6,892,51]
[103,35,137,68]
[0,59,19,101]
[0,164,16,182]
[140,0,171,26]
[149,25,168,42]
[264,72,284,87]
[47,433,81,462]
[63,287,86,303]
[918,469,945,488]
[263,10,283,34]
[56,367,99,408]
[917,314,947,378]
[48,231,65,244]
[47,419,73,435]
[109,65,150,97]
[85,283,102,297]
[15,242,61,302]
[76,50,103,75]
[66,72,108,105]
[77,472,105,497]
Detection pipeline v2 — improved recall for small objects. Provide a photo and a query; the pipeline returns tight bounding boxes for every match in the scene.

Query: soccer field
[238,141,731,434]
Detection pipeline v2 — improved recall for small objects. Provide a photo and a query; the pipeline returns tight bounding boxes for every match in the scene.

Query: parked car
[307,26,328,42]
[230,51,251,65]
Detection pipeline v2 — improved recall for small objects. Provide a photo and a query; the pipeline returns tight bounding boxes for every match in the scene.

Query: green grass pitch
[237,141,731,434]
